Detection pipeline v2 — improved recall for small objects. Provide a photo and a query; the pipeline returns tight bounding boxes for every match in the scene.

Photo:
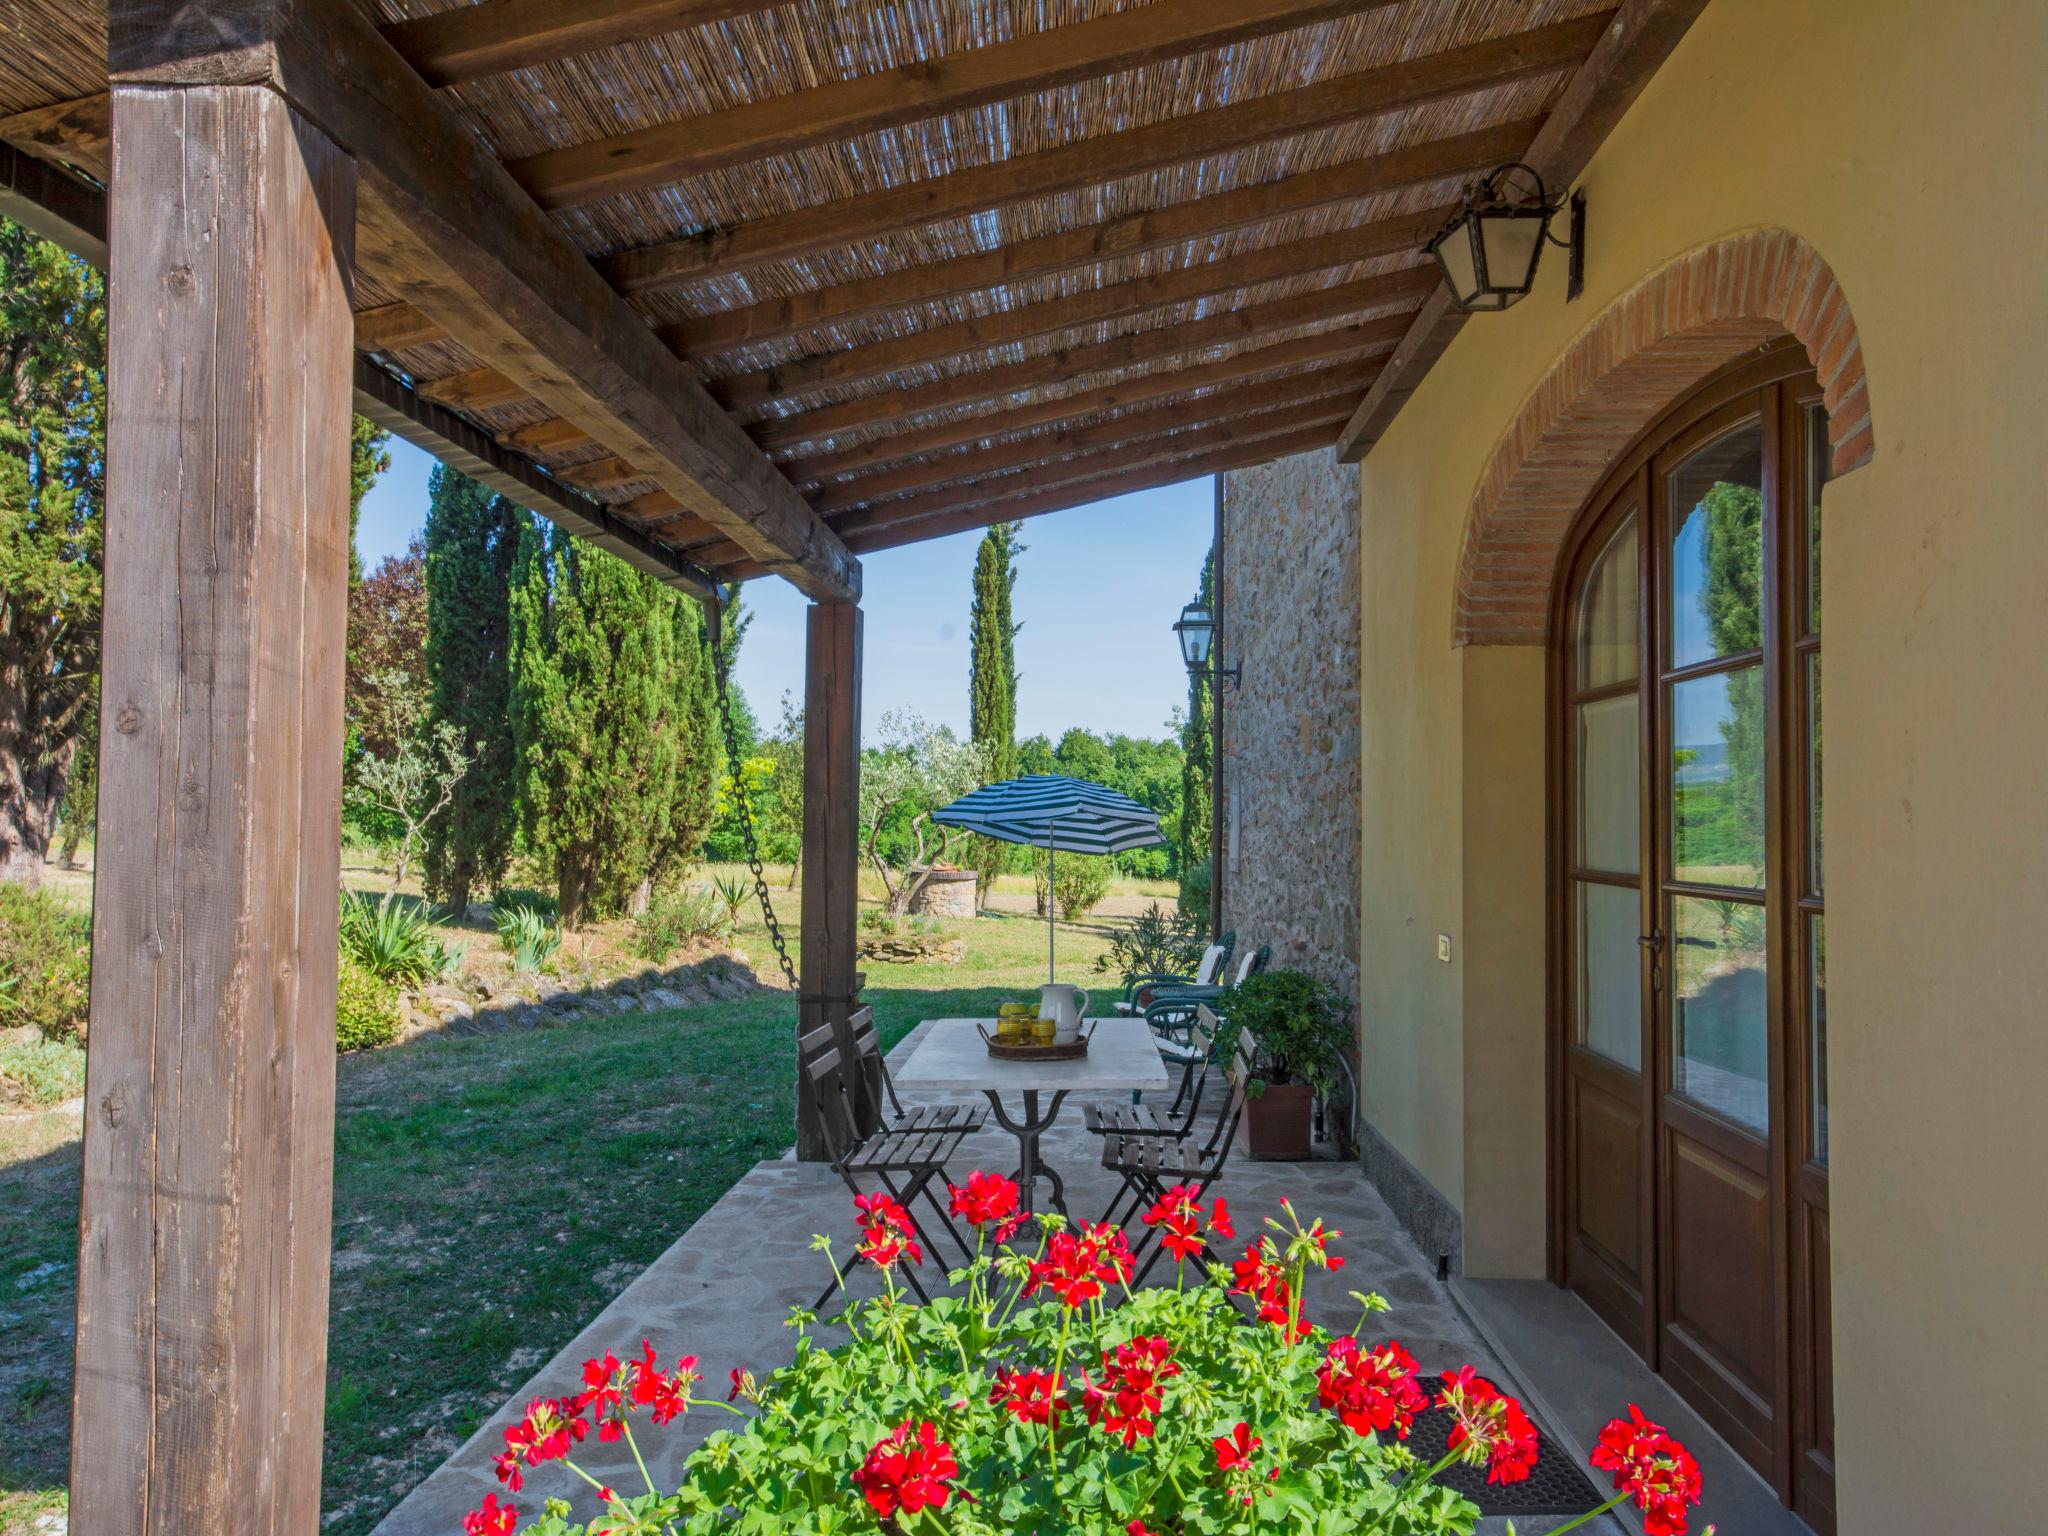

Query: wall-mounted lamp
[1425,162,1585,313]
[1174,602,1240,692]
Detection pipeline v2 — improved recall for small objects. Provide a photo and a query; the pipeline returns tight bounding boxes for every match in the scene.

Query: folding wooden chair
[849,1007,987,1138]
[1096,1030,1256,1287]
[1082,1007,1217,1143]
[802,1022,972,1309]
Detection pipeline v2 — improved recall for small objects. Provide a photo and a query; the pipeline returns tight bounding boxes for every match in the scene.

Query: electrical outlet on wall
[1437,933,1452,964]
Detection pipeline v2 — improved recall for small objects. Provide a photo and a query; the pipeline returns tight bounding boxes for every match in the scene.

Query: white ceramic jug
[1038,983,1090,1044]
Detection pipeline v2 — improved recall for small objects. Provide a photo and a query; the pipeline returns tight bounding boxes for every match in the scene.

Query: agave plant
[496,902,561,975]
[709,872,750,937]
[338,891,449,986]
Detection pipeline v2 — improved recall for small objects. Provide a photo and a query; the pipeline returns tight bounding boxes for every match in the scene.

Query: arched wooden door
[1552,345,1834,1530]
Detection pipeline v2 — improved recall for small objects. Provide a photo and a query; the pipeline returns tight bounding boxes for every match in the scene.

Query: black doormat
[1401,1405,1607,1517]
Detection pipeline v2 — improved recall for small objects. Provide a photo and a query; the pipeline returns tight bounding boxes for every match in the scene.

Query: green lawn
[0,892,1139,1536]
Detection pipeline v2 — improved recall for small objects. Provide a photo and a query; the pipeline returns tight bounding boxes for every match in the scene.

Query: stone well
[908,867,977,919]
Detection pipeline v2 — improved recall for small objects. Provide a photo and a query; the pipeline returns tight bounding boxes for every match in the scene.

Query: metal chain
[708,599,799,994]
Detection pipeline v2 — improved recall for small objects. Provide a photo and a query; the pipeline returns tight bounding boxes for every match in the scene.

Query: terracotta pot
[1237,1081,1315,1161]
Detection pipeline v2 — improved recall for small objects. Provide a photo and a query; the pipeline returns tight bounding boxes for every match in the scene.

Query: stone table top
[893,1018,1171,1095]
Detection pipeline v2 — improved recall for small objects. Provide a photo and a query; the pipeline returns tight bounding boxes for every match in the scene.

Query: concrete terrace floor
[371,1022,1626,1536]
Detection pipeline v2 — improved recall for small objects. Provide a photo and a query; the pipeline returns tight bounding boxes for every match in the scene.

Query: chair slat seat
[1082,1100,1176,1138]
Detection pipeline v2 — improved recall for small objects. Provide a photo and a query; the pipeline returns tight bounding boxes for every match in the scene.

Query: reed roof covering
[1,0,1637,585]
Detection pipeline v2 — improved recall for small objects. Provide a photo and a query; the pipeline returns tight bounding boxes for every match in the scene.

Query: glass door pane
[1578,695,1639,874]
[1671,894,1770,1133]
[1809,913,1828,1164]
[1671,666,1765,887]
[1578,515,1639,688]
[1668,421,1765,668]
[1579,882,1643,1069]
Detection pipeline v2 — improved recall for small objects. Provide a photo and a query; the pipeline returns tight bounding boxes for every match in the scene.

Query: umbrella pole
[1046,840,1056,982]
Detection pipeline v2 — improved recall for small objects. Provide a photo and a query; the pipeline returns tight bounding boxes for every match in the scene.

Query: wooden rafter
[511,0,1404,210]
[710,245,1436,413]
[806,361,1375,511]
[650,119,1532,340]
[784,326,1393,480]
[1335,0,1713,460]
[602,16,1610,294]
[829,394,1358,535]
[382,0,783,88]
[416,365,532,412]
[107,0,861,600]
[841,420,1345,555]
[353,300,449,353]
[749,285,1421,451]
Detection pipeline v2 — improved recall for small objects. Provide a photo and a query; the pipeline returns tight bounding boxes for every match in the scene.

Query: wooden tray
[977,1021,1095,1061]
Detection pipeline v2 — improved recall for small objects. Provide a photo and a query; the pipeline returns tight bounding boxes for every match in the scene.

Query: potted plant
[462,1179,1709,1536]
[1213,967,1352,1161]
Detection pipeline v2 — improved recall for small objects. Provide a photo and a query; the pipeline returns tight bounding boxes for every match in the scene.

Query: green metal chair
[1113,929,1234,1016]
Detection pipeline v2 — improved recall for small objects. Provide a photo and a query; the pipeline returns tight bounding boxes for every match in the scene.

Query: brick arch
[1455,228,1874,646]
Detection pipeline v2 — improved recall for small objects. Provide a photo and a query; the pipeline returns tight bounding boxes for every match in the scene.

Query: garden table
[894,1018,1171,1216]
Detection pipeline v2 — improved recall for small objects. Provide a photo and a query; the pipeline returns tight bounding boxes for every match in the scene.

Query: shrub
[1177,856,1212,921]
[338,891,453,986]
[633,884,723,963]
[0,883,92,1043]
[1095,900,1208,984]
[1033,850,1112,921]
[0,1033,87,1107]
[463,1182,1709,1536]
[497,903,562,974]
[335,957,399,1052]
[1214,967,1353,1097]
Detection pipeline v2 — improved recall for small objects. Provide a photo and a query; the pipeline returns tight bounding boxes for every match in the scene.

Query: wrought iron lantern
[1174,602,1239,690]
[1425,162,1585,312]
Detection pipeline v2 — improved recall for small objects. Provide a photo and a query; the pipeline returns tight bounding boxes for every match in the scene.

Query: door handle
[1639,931,1664,992]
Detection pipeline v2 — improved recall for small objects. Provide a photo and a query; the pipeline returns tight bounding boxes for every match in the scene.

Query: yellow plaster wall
[1355,0,2048,1527]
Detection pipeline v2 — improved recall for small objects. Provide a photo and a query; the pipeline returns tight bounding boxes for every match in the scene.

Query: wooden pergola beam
[783,327,1391,480]
[352,299,447,353]
[106,0,859,600]
[829,395,1357,536]
[0,142,105,266]
[752,288,1420,452]
[841,421,1345,555]
[512,0,1403,210]
[382,0,783,89]
[711,239,1435,413]
[1334,0,1712,461]
[806,361,1374,511]
[602,16,1610,294]
[655,120,1529,345]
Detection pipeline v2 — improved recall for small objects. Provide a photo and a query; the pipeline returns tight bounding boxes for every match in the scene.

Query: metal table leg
[985,1088,1070,1216]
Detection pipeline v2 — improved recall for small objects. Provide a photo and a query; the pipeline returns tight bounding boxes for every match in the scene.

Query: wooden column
[799,600,872,1157]
[72,83,355,1536]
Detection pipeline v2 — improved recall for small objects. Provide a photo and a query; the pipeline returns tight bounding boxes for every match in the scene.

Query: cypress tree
[968,521,1023,900]
[420,466,523,918]
[507,525,718,927]
[1179,549,1216,878]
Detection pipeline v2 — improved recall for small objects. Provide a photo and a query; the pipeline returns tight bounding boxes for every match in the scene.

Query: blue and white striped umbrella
[933,774,1165,979]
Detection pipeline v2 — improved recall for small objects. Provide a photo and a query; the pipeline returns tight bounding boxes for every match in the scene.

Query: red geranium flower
[1214,1421,1262,1471]
[1317,1336,1430,1440]
[1025,1224,1131,1308]
[949,1170,1024,1241]
[989,1367,1067,1426]
[853,1191,924,1271]
[1141,1185,1234,1263]
[1592,1404,1705,1536]
[626,1340,699,1425]
[463,1492,519,1536]
[1438,1367,1540,1485]
[1230,1242,1310,1339]
[852,1419,960,1519]
[577,1351,628,1442]
[1081,1336,1181,1446]
[499,1395,589,1484]
[1209,1197,1234,1241]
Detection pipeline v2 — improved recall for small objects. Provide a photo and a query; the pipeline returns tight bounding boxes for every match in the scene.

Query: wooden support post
[799,600,872,1158]
[72,84,355,1536]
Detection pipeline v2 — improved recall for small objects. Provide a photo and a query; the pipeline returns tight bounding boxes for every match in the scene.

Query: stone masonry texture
[1218,447,1361,1013]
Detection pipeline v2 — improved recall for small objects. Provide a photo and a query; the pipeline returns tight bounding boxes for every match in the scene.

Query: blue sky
[356,437,1213,744]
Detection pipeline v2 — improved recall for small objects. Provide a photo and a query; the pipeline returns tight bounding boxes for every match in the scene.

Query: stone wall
[1217,447,1361,1011]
